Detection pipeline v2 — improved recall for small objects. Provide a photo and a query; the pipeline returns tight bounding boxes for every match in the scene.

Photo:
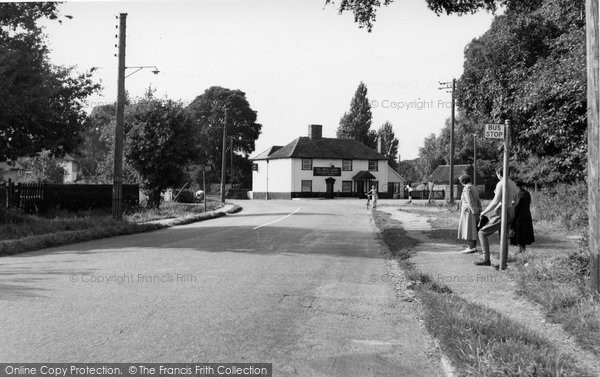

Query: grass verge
[0,202,235,257]
[125,200,223,223]
[372,209,594,377]
[509,244,600,356]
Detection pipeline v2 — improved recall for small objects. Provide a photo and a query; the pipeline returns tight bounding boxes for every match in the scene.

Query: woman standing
[457,174,481,253]
[367,184,378,209]
[510,181,535,252]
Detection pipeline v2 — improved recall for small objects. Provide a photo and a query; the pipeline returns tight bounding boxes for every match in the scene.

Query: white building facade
[251,125,405,199]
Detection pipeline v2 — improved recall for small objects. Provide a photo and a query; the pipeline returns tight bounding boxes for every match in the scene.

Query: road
[0,199,442,377]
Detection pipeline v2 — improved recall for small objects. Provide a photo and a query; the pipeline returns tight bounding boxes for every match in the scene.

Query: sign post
[499,120,511,270]
[485,122,510,270]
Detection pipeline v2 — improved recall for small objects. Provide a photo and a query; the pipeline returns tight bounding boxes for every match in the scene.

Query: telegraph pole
[202,165,207,213]
[586,0,599,292]
[112,13,126,220]
[473,133,477,187]
[230,138,234,185]
[438,79,456,204]
[220,107,227,204]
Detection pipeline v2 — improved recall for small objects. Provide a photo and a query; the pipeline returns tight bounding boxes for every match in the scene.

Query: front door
[325,177,335,199]
[356,180,365,195]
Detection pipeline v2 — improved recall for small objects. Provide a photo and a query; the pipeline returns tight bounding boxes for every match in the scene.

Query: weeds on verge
[372,209,593,377]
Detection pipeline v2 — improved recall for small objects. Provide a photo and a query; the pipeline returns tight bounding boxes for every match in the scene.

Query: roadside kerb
[0,204,243,257]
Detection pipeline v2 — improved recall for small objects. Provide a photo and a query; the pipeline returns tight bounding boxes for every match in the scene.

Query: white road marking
[253,207,300,230]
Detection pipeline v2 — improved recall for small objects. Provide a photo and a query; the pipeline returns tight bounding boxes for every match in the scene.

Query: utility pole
[450,79,456,204]
[473,133,477,187]
[438,79,456,204]
[230,138,234,185]
[112,13,126,220]
[202,165,207,213]
[499,120,511,270]
[586,0,599,292]
[220,107,227,204]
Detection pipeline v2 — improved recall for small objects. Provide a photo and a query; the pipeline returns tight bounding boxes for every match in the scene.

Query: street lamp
[112,12,160,220]
[125,65,160,78]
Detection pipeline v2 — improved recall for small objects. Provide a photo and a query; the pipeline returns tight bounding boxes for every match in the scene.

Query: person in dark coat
[510,181,535,252]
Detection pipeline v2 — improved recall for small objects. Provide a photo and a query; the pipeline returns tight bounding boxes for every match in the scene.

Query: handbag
[477,215,489,230]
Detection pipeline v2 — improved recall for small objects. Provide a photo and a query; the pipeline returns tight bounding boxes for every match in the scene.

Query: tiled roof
[252,146,283,160]
[387,165,406,183]
[253,137,386,161]
[428,164,481,184]
[0,161,25,171]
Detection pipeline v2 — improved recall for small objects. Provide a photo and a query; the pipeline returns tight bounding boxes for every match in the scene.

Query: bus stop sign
[484,123,505,139]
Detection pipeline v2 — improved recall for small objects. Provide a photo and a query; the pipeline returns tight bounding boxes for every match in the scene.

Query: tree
[0,2,100,161]
[397,159,422,183]
[324,0,542,31]
[20,150,66,183]
[457,0,586,182]
[377,121,399,169]
[186,86,262,183]
[418,133,446,179]
[125,93,201,207]
[77,97,140,184]
[337,82,377,148]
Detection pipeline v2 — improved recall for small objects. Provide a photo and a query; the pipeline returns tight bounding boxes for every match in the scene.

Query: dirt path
[377,204,600,376]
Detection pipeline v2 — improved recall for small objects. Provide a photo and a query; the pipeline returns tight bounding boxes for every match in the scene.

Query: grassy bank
[372,209,594,376]
[0,201,227,256]
[125,200,223,223]
[396,198,600,357]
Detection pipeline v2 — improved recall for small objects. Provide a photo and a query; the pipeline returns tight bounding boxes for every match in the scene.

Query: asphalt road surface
[0,199,442,377]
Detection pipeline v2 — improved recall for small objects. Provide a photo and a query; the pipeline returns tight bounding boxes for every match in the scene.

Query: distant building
[250,124,405,199]
[427,164,483,200]
[0,161,26,183]
[59,154,81,183]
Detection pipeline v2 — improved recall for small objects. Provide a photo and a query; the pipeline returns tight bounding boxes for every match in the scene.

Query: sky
[41,0,495,160]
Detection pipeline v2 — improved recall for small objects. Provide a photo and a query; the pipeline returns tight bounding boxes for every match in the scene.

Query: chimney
[308,124,322,140]
[377,136,383,154]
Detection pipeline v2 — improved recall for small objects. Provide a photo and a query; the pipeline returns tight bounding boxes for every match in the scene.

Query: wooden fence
[0,181,139,213]
[406,189,445,200]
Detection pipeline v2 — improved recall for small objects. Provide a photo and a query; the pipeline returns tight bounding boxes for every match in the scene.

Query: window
[301,180,312,192]
[342,159,353,171]
[342,181,352,193]
[368,160,378,171]
[302,158,312,170]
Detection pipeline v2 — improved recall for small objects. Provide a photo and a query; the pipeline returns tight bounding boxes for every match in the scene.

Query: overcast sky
[42,0,495,160]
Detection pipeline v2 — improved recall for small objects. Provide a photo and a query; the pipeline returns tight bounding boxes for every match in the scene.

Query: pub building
[250,124,405,199]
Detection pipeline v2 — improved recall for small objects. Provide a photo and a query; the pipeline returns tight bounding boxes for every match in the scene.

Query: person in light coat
[457,174,481,253]
[366,184,378,209]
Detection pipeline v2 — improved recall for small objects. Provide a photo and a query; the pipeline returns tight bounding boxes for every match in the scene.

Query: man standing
[475,166,518,266]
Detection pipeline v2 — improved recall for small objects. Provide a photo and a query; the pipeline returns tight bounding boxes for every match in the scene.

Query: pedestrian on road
[367,185,378,209]
[457,174,481,254]
[475,166,518,266]
[510,181,535,253]
[406,184,413,203]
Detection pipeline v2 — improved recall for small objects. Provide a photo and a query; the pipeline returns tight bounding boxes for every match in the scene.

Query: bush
[226,188,249,199]
[175,189,194,203]
[530,182,588,230]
